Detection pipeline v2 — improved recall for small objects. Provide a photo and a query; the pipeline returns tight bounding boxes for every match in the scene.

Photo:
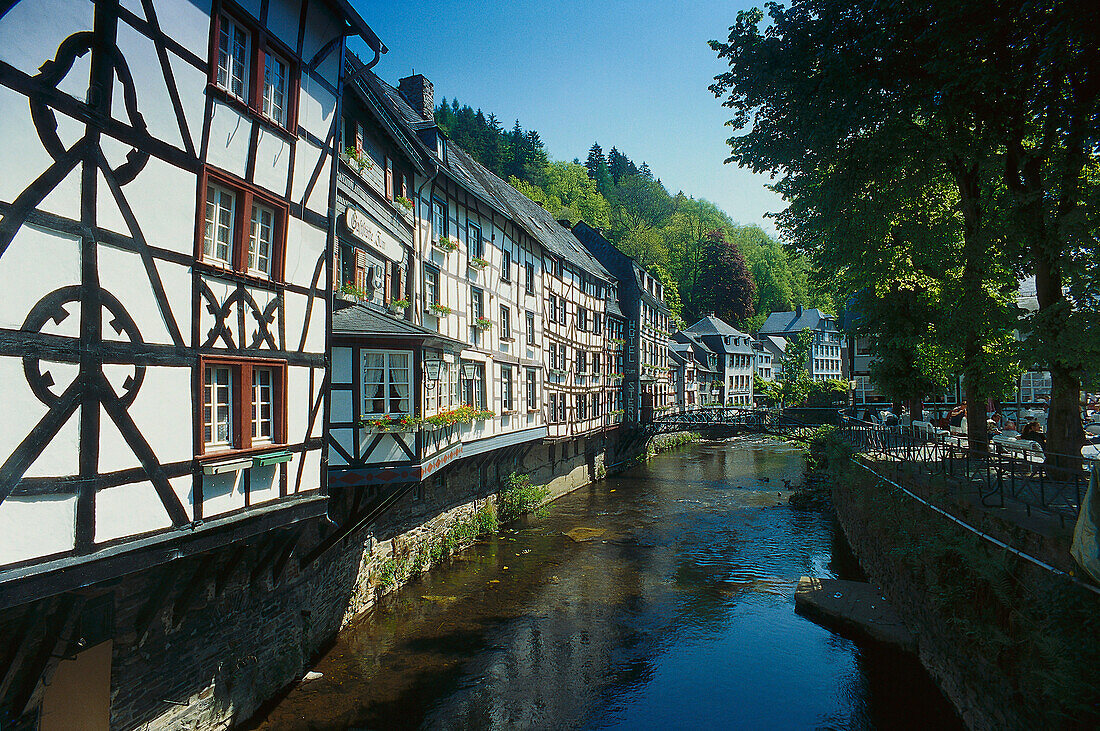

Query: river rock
[794,577,914,650]
[565,527,606,542]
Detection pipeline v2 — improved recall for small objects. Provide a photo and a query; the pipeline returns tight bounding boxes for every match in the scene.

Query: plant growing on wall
[428,303,453,316]
[496,472,550,523]
[436,236,458,252]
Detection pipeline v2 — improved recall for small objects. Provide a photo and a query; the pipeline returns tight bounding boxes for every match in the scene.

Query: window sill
[199,443,290,469]
[196,260,283,289]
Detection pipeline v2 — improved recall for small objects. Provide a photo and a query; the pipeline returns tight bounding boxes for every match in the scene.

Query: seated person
[1019,421,1046,449]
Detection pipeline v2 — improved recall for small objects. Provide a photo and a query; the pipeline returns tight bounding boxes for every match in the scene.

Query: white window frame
[204,183,236,266]
[361,350,412,416]
[248,201,275,277]
[217,15,249,101]
[204,365,234,449]
[252,367,274,443]
[262,51,290,126]
[502,365,513,411]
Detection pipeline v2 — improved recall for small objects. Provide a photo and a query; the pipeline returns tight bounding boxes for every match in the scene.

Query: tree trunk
[1033,240,1084,463]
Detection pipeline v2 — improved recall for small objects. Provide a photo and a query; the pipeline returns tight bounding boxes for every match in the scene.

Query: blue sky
[350,1,784,236]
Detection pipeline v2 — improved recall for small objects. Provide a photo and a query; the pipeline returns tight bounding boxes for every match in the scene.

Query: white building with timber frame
[0,0,380,622]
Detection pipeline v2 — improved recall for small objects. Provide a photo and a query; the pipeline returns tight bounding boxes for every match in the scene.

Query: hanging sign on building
[344,208,404,263]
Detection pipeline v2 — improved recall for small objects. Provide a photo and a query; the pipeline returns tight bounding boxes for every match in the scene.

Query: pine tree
[585,143,605,180]
[608,147,629,184]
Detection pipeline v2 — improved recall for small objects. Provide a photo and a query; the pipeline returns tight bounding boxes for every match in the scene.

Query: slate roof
[683,314,748,338]
[759,308,836,335]
[332,303,463,347]
[362,70,614,283]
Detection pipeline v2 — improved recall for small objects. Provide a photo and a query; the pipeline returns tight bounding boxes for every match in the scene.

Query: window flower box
[362,414,420,431]
[468,256,489,270]
[434,236,458,253]
[549,368,566,376]
[339,282,367,301]
[344,147,374,174]
[474,317,492,331]
[388,298,409,315]
[394,195,414,211]
[427,303,452,316]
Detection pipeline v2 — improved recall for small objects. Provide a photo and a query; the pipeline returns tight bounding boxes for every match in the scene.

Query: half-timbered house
[572,221,674,421]
[0,0,380,723]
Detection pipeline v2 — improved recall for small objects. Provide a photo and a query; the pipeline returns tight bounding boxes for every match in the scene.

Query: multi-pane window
[559,300,567,325]
[471,287,484,319]
[577,350,587,374]
[432,199,447,240]
[204,184,235,265]
[361,351,411,415]
[204,365,233,448]
[548,294,557,323]
[559,344,567,371]
[592,352,601,375]
[262,53,289,125]
[526,311,536,345]
[468,223,483,258]
[460,361,486,408]
[424,266,440,307]
[252,368,274,442]
[216,16,249,100]
[248,202,274,277]
[526,368,537,409]
[578,307,589,331]
[593,313,602,336]
[549,343,558,370]
[525,262,535,294]
[501,249,512,282]
[502,365,513,411]
[202,359,284,453]
[577,394,587,420]
[500,305,511,340]
[549,393,558,422]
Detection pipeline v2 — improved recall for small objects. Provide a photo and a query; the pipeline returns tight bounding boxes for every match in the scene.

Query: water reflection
[252,438,961,730]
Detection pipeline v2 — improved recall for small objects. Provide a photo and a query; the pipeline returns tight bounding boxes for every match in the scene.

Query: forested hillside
[434,98,834,331]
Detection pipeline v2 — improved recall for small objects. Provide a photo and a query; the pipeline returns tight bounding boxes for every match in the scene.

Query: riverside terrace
[645,406,1095,525]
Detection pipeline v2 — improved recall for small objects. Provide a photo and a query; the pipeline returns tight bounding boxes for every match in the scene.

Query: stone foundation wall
[1,429,649,730]
[830,460,1100,730]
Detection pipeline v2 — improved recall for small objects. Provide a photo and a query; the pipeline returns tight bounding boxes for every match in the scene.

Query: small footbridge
[644,406,839,438]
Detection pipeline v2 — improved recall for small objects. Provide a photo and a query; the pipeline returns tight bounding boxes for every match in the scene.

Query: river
[252,438,962,730]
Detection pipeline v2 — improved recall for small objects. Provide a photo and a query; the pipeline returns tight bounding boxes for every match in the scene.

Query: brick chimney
[398,74,434,121]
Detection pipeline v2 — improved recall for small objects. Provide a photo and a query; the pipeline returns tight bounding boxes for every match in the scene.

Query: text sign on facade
[345,208,404,263]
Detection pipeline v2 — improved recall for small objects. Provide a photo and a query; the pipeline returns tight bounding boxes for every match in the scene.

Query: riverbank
[808,430,1100,729]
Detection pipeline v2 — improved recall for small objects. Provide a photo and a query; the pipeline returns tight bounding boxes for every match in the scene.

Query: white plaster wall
[152,0,213,63]
[296,449,320,493]
[0,86,61,206]
[267,0,302,51]
[98,242,179,346]
[290,139,323,206]
[206,101,251,179]
[106,151,198,257]
[198,276,240,346]
[301,5,341,87]
[281,290,308,351]
[0,495,77,566]
[329,388,352,424]
[0,0,91,78]
[305,156,332,218]
[112,21,184,149]
[202,469,245,518]
[249,465,280,505]
[328,428,352,466]
[119,364,194,467]
[253,128,292,198]
[0,225,80,329]
[285,216,326,287]
[299,74,336,143]
[331,347,351,384]
[286,364,312,443]
[167,54,209,153]
[95,481,173,542]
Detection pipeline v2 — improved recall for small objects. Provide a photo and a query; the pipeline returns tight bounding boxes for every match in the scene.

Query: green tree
[697,229,756,326]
